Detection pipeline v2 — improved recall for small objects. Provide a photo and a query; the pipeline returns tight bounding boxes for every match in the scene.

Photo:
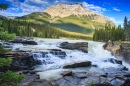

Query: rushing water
[13,38,128,80]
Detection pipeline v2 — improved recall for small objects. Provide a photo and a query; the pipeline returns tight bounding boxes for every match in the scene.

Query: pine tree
[124,16,128,30]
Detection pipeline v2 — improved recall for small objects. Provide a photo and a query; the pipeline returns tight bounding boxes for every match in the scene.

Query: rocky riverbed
[1,38,130,86]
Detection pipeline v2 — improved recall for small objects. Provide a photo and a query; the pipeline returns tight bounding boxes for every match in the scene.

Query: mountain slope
[17,4,115,36]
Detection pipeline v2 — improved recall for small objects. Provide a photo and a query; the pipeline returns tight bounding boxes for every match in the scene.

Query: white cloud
[113,7,121,11]
[2,0,106,16]
[108,17,123,26]
[9,7,20,11]
[25,0,49,5]
[6,0,21,6]
[82,2,106,14]
[0,10,27,16]
[21,3,43,13]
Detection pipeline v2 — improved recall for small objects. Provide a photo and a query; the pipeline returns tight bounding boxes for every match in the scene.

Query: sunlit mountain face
[0,0,130,26]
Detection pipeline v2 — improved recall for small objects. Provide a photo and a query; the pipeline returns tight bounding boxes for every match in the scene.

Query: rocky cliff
[103,40,130,64]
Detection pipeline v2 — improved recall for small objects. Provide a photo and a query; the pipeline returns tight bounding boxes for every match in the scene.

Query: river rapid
[12,38,130,80]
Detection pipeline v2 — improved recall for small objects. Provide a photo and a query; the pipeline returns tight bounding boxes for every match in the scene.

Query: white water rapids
[12,38,129,80]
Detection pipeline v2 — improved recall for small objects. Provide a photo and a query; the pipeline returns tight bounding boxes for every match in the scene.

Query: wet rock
[64,76,80,84]
[103,40,130,64]
[22,70,29,74]
[103,40,121,56]
[18,70,130,86]
[63,61,91,68]
[110,77,125,86]
[124,73,130,77]
[73,72,87,78]
[30,80,59,86]
[104,58,122,65]
[61,70,72,76]
[11,37,37,45]
[0,41,13,48]
[59,42,88,53]
[3,42,13,48]
[19,75,59,86]
[122,79,130,86]
[56,78,76,86]
[47,49,62,51]
[34,60,43,65]
[0,51,35,71]
[29,70,37,74]
[33,49,66,59]
[80,76,100,85]
[49,51,66,59]
[18,74,40,86]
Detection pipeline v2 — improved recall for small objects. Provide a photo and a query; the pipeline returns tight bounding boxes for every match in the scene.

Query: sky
[0,0,130,26]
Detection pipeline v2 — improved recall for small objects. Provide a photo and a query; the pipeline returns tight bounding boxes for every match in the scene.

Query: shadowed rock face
[59,42,88,53]
[103,40,130,64]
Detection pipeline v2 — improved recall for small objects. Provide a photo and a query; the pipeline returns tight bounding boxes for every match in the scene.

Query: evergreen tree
[0,4,8,11]
[124,16,128,30]
[93,24,126,41]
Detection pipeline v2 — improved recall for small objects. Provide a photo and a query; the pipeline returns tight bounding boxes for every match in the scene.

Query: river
[12,38,129,80]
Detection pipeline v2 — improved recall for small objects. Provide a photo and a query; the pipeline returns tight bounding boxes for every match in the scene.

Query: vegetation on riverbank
[93,24,126,41]
[0,4,24,86]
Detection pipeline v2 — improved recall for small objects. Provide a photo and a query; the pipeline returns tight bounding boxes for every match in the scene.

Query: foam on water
[14,38,124,80]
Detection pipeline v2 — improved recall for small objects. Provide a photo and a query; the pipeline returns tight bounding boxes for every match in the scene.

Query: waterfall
[31,40,122,71]
[13,38,129,80]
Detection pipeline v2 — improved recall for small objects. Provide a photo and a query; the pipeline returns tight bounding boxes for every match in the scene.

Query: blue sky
[0,0,130,26]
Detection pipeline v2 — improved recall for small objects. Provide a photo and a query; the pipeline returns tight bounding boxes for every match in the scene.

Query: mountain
[0,15,7,19]
[17,3,115,36]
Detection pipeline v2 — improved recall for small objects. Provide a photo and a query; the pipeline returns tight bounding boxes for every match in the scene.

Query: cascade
[31,40,122,71]
[13,39,129,80]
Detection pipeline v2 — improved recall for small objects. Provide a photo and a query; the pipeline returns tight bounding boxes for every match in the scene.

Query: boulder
[11,37,37,45]
[59,42,88,53]
[104,58,122,65]
[103,40,121,56]
[33,49,66,59]
[103,40,130,64]
[122,79,130,86]
[61,70,72,76]
[63,61,91,68]
[0,51,35,72]
[73,72,87,78]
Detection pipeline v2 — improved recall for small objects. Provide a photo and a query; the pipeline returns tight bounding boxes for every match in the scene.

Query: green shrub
[0,58,12,67]
[0,28,16,41]
[0,45,24,86]
[0,70,25,86]
[0,45,11,53]
[0,4,24,86]
[90,81,95,86]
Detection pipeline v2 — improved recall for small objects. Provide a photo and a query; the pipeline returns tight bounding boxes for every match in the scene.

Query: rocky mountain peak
[44,3,95,18]
[43,4,114,24]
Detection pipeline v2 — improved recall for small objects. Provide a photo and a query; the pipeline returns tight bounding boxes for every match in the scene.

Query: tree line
[0,18,92,40]
[124,16,130,41]
[93,24,126,41]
